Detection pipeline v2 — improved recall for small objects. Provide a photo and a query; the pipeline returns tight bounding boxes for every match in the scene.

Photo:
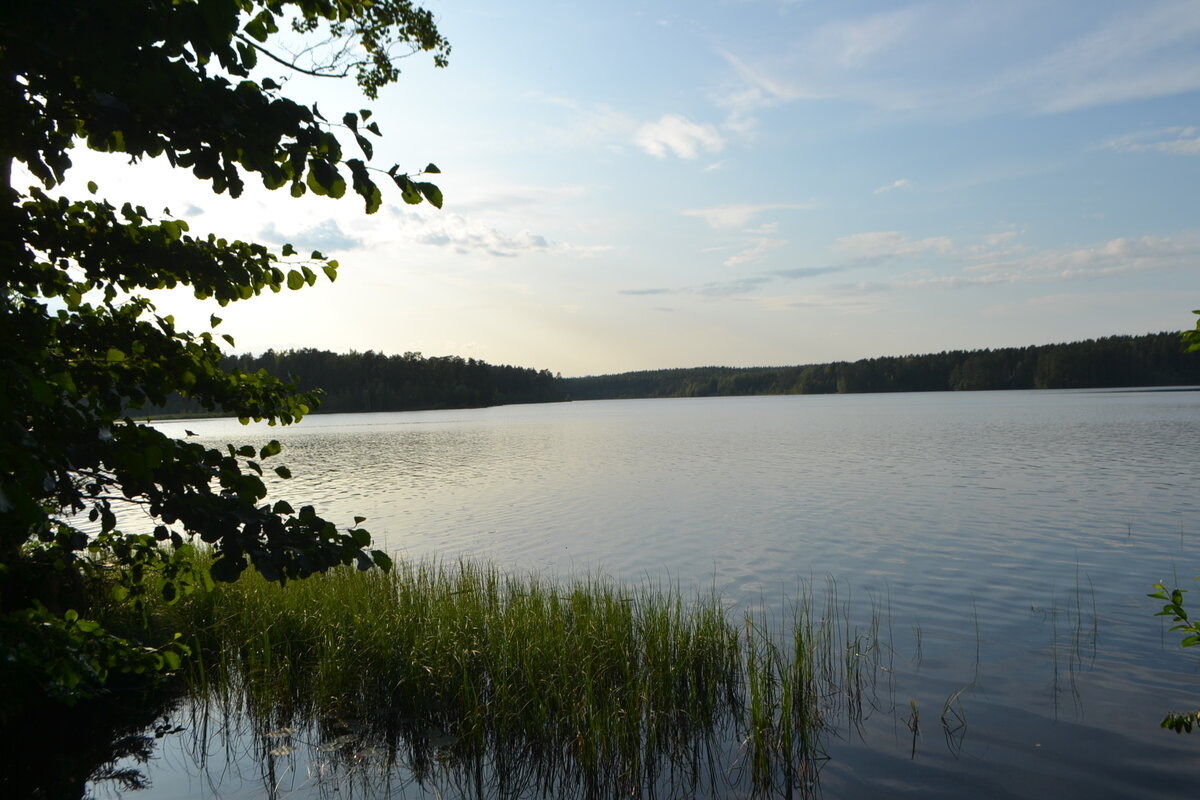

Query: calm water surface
[104,390,1200,798]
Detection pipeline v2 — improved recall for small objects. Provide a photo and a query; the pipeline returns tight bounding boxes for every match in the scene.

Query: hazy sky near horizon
[56,0,1200,376]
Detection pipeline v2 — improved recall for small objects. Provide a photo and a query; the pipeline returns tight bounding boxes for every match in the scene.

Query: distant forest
[145,332,1199,418]
[563,332,1200,400]
[148,350,566,416]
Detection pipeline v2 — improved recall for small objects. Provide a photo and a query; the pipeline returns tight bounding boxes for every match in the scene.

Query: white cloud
[725,238,786,267]
[718,1,1200,119]
[833,231,955,258]
[683,203,813,230]
[718,50,822,104]
[962,234,1200,282]
[873,179,911,194]
[260,219,361,252]
[635,114,725,159]
[818,7,919,69]
[983,231,1019,247]
[382,211,608,259]
[1100,125,1200,156]
[988,0,1200,114]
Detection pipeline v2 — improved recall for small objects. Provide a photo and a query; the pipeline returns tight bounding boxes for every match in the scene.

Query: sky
[53,0,1200,376]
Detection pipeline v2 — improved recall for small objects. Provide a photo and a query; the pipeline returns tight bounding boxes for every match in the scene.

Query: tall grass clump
[151,559,887,798]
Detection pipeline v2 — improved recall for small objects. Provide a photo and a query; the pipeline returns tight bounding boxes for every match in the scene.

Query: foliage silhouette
[0,0,447,709]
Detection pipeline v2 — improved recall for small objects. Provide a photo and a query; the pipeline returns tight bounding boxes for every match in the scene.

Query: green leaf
[209,556,244,583]
[306,159,346,198]
[275,465,292,479]
[354,133,374,160]
[105,348,126,363]
[237,41,257,70]
[87,181,98,194]
[286,270,304,291]
[424,163,441,174]
[281,243,296,256]
[244,9,277,42]
[394,175,422,205]
[416,182,443,209]
[346,158,382,214]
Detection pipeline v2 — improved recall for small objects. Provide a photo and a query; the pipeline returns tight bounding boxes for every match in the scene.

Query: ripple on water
[129,390,1200,799]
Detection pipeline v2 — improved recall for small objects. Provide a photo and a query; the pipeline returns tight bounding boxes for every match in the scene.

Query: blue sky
[64,0,1200,376]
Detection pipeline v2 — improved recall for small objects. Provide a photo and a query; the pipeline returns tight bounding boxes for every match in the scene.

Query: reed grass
[145,558,889,798]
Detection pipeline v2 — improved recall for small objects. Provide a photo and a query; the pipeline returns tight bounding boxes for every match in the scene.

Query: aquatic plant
[149,559,889,798]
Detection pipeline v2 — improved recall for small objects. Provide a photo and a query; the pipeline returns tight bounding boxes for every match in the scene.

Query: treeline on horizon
[563,332,1200,400]
[149,349,566,416]
[147,332,1199,418]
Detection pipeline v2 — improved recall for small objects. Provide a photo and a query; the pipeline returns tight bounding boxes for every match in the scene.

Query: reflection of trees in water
[0,687,181,800]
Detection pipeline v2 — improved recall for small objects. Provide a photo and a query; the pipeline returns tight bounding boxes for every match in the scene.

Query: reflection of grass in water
[163,561,898,798]
[905,699,920,759]
[940,687,968,757]
[1032,569,1098,720]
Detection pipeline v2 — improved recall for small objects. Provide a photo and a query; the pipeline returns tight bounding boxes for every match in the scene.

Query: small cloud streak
[725,238,785,267]
[953,234,1200,285]
[683,203,814,230]
[387,210,609,259]
[769,266,846,280]
[833,231,955,258]
[618,288,671,296]
[695,275,774,297]
[635,114,724,159]
[416,227,547,258]
[260,219,361,252]
[717,2,1200,120]
[873,178,911,194]
[983,231,1019,247]
[1100,125,1200,155]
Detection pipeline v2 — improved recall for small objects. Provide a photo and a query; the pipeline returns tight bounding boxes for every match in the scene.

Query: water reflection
[92,390,1200,798]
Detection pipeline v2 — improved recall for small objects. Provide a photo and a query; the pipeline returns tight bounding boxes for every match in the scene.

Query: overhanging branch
[233,33,351,80]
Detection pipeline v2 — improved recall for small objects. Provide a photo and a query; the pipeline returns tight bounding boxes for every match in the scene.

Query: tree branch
[234,33,351,80]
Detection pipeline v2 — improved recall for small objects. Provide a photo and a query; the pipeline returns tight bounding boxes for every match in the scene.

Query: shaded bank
[0,682,182,800]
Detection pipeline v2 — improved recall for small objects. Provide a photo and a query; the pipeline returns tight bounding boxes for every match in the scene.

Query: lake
[96,389,1200,798]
